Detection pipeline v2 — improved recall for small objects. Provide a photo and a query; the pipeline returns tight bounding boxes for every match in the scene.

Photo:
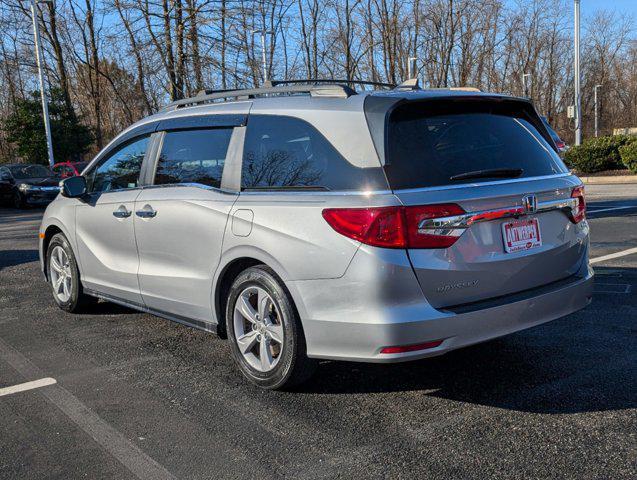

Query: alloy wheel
[49,246,73,303]
[233,286,284,372]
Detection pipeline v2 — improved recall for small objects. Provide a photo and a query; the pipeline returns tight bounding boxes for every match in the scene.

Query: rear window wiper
[449,168,524,182]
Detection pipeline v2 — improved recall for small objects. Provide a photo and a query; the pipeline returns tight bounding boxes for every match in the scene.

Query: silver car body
[39,88,593,362]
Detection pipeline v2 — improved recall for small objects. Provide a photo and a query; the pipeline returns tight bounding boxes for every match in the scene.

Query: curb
[580,175,637,185]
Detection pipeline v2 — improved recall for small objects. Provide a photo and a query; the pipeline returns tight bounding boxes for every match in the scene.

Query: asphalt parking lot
[1,184,636,479]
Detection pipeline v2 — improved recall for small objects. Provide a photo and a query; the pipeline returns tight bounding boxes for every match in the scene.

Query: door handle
[136,205,157,218]
[112,206,132,218]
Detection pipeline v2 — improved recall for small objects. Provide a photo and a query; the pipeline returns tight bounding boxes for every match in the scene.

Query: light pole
[29,0,55,167]
[522,73,531,98]
[574,0,582,145]
[594,84,602,137]
[408,57,417,80]
[252,29,273,85]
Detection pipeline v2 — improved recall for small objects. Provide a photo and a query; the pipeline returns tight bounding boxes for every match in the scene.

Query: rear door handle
[136,205,157,218]
[112,205,132,218]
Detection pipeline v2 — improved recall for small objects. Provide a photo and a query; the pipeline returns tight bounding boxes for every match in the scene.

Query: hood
[18,177,59,187]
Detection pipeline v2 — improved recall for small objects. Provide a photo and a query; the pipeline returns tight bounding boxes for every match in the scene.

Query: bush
[619,141,637,174]
[564,135,636,173]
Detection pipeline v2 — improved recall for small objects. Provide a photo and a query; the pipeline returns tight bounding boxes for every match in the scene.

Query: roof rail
[269,79,396,89]
[161,82,357,112]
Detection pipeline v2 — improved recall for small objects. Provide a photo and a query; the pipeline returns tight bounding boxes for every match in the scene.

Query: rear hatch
[379,96,587,309]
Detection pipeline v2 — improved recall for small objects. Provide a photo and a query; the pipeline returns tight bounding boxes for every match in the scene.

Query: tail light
[555,140,566,150]
[322,203,465,249]
[321,207,406,248]
[570,186,586,223]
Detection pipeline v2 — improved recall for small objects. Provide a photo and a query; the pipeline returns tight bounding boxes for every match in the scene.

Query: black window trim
[148,124,240,194]
[81,114,245,196]
[84,132,156,196]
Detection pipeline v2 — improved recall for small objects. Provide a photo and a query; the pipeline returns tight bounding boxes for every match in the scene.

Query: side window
[87,136,149,193]
[154,128,233,188]
[241,115,387,191]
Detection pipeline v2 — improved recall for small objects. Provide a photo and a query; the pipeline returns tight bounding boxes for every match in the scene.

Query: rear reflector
[322,204,465,249]
[380,340,444,354]
[570,185,586,223]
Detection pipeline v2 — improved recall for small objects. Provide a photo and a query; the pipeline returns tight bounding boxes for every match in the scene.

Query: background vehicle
[52,161,89,179]
[0,164,60,209]
[541,116,569,153]
[39,82,593,389]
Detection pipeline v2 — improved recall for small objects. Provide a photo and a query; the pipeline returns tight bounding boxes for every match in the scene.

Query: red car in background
[52,161,88,178]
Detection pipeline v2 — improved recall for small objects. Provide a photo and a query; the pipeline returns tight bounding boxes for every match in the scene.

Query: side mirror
[61,175,87,198]
[0,172,11,182]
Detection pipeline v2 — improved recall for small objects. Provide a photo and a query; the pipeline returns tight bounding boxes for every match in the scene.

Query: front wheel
[12,191,24,209]
[226,265,316,389]
[47,233,97,312]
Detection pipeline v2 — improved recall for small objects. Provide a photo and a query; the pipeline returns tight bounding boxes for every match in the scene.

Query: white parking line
[0,338,176,480]
[588,206,637,214]
[0,377,57,397]
[590,247,637,264]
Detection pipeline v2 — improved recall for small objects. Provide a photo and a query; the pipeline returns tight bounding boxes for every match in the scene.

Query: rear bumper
[291,246,593,363]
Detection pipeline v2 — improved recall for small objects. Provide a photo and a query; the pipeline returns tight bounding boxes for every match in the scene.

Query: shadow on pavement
[0,249,39,271]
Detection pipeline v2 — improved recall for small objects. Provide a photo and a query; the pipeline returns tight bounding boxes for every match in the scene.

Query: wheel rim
[233,286,284,372]
[49,246,72,303]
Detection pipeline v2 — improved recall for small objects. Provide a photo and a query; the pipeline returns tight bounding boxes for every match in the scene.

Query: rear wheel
[226,265,316,389]
[47,233,97,312]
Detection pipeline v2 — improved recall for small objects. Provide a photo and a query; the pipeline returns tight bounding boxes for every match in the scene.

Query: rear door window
[154,128,232,188]
[385,102,568,190]
[241,115,387,191]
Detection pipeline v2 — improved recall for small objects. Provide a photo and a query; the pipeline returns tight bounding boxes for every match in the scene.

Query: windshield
[9,165,52,179]
[385,102,568,190]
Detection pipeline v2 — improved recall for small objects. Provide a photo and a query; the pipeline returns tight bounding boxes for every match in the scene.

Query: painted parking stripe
[0,338,176,480]
[0,377,57,397]
[590,247,637,264]
[587,206,637,214]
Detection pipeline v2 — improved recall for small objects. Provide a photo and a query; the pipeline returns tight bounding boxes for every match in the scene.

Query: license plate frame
[502,218,542,253]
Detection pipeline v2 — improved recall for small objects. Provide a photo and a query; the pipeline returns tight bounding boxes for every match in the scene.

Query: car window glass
[154,128,232,188]
[87,136,149,193]
[385,106,568,189]
[241,115,387,191]
[8,165,52,179]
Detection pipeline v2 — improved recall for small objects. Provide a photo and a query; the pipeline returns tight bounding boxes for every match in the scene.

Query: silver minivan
[39,82,593,389]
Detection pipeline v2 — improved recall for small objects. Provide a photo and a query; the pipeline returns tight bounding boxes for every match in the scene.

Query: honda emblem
[523,194,538,214]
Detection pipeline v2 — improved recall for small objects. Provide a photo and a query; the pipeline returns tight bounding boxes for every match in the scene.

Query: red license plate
[502,218,542,253]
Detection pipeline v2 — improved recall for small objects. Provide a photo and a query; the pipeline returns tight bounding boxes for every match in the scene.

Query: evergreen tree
[3,89,93,165]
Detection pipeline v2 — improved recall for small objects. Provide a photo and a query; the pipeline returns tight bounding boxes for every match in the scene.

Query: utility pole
[30,0,55,167]
[594,84,602,137]
[252,29,273,85]
[522,73,531,98]
[408,57,417,80]
[574,0,582,145]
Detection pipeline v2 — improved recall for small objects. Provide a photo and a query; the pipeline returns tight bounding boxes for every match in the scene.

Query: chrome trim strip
[394,172,574,194]
[418,197,578,233]
[239,189,393,196]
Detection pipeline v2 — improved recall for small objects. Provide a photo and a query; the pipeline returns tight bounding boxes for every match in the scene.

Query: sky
[543,0,637,19]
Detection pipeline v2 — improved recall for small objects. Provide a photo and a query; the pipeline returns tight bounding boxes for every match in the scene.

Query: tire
[47,233,97,313]
[12,191,24,209]
[226,265,316,389]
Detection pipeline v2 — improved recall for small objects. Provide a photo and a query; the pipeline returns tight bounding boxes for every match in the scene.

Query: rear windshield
[385,101,568,190]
